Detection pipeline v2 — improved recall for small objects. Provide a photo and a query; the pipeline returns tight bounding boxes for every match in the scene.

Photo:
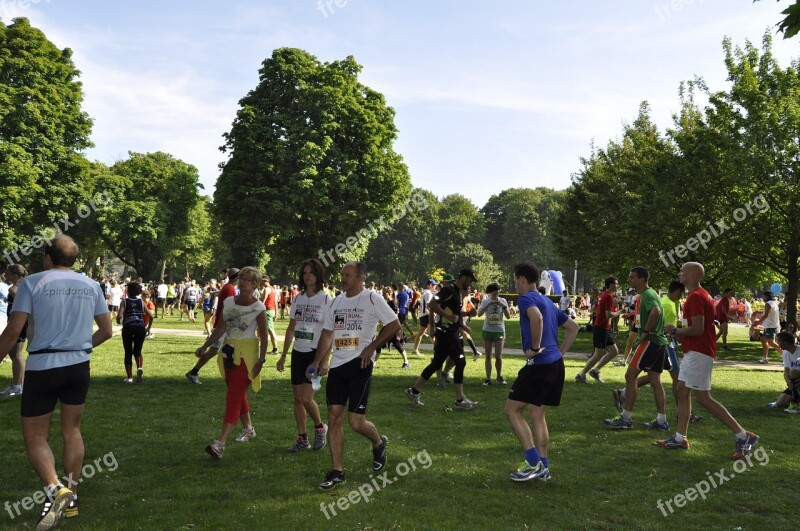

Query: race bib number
[334,337,360,350]
[295,329,314,342]
[488,312,502,325]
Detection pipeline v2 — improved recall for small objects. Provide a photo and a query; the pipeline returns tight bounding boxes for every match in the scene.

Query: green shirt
[660,295,679,327]
[639,288,667,345]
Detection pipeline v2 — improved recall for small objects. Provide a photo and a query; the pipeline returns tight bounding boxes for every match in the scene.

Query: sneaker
[136,368,143,383]
[372,435,388,471]
[401,362,410,368]
[690,413,703,423]
[405,387,423,406]
[612,388,624,412]
[767,402,779,408]
[643,418,670,430]
[473,352,482,362]
[443,372,454,384]
[612,357,626,367]
[604,415,633,429]
[272,348,278,355]
[205,440,224,459]
[319,470,345,490]
[723,345,733,351]
[287,436,311,453]
[37,486,74,531]
[436,378,447,388]
[185,371,201,385]
[588,369,604,383]
[123,378,133,384]
[0,384,23,397]
[497,376,507,385]
[785,404,798,414]
[733,431,759,459]
[313,423,328,450]
[483,379,491,386]
[654,435,690,450]
[757,358,768,364]
[235,427,256,443]
[509,461,550,482]
[574,372,588,384]
[454,397,478,410]
[64,497,79,518]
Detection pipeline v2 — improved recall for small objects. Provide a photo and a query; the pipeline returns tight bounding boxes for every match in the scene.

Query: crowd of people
[1,233,797,529]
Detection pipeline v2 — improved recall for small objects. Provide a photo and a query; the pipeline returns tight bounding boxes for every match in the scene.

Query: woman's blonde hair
[237,266,262,287]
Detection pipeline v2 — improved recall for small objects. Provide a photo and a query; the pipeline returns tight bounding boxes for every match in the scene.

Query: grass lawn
[0,318,795,530]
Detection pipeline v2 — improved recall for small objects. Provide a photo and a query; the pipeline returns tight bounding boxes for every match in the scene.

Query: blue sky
[2,0,798,207]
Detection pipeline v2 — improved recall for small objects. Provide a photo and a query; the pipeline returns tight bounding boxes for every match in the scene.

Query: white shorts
[0,313,7,335]
[678,351,713,391]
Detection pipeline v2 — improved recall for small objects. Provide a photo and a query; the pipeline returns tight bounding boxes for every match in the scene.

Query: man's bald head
[679,261,704,288]
[45,234,80,268]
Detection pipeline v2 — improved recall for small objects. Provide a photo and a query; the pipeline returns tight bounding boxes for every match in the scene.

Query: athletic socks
[622,410,632,421]
[657,413,667,423]
[735,430,747,440]
[674,432,686,442]
[541,457,549,468]
[466,339,479,356]
[524,447,541,467]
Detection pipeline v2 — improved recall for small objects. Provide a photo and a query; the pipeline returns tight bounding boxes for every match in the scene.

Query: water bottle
[309,367,322,391]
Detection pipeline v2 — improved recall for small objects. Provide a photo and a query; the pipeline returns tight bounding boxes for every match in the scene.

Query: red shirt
[264,286,277,311]
[214,283,236,328]
[593,291,617,330]
[143,301,155,325]
[715,296,730,322]
[682,287,717,358]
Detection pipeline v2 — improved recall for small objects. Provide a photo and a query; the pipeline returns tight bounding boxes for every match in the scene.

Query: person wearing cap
[477,283,511,385]
[412,279,439,355]
[405,269,479,410]
[185,268,239,384]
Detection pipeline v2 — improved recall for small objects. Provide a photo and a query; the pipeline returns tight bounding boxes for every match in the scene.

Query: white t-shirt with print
[559,295,571,311]
[420,289,434,317]
[291,291,332,352]
[324,288,398,369]
[222,297,266,341]
[783,346,800,370]
[479,297,508,333]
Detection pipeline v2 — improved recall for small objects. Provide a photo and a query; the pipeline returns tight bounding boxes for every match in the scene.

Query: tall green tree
[555,103,681,287]
[215,48,411,268]
[95,152,203,279]
[435,194,485,274]
[682,34,800,322]
[0,18,94,256]
[363,188,439,284]
[482,187,568,282]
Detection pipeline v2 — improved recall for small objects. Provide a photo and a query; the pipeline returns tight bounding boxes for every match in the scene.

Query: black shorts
[592,327,615,349]
[156,297,166,304]
[21,361,90,417]
[166,297,175,305]
[398,313,408,324]
[326,357,373,414]
[187,300,197,310]
[291,349,317,385]
[420,315,430,328]
[630,340,670,374]
[508,358,565,407]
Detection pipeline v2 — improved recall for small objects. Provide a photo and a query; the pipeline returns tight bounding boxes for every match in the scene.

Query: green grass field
[0,315,795,530]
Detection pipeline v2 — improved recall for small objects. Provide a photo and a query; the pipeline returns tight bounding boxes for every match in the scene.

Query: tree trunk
[160,260,167,282]
[787,254,798,326]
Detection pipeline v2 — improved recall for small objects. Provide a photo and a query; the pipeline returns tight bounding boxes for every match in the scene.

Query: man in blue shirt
[505,262,578,482]
[0,235,112,529]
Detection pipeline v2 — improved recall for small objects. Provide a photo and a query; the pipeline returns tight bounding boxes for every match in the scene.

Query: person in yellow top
[196,266,269,459]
